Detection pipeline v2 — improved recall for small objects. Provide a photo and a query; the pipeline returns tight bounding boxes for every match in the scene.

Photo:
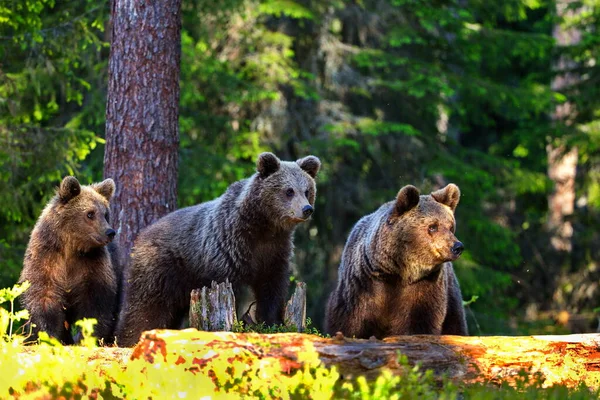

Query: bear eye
[105,212,110,223]
[87,211,95,220]
[428,224,438,234]
[304,190,309,198]
[286,188,295,197]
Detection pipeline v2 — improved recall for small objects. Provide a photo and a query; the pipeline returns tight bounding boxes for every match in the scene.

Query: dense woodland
[1,0,600,336]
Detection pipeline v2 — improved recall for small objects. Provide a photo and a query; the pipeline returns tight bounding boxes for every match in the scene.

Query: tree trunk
[547,0,580,255]
[547,0,581,310]
[547,146,578,253]
[104,0,181,259]
[129,330,600,389]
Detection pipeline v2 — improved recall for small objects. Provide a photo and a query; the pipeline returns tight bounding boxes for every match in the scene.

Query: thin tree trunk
[547,0,580,255]
[547,0,581,310]
[104,0,181,258]
[547,146,577,253]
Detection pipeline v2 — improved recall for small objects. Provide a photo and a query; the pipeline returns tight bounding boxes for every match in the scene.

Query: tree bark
[188,281,308,332]
[546,0,582,311]
[284,281,307,332]
[547,0,580,255]
[104,0,181,258]
[189,281,237,332]
[128,330,600,389]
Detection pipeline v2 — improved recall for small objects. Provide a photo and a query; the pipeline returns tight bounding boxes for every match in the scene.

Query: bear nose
[451,241,464,256]
[302,205,314,218]
[106,229,116,241]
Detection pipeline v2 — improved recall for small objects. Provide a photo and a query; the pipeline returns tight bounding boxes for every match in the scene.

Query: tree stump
[207,281,308,330]
[284,282,307,332]
[189,280,236,331]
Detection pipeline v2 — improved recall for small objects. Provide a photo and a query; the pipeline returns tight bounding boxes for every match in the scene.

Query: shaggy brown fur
[116,152,321,347]
[19,176,122,344]
[325,184,468,338]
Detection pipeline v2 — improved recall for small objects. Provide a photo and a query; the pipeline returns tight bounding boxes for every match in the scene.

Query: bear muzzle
[302,205,314,219]
[450,241,464,258]
[106,229,116,242]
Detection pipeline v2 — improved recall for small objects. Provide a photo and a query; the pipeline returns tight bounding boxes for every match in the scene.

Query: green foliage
[178,0,307,205]
[233,317,326,336]
[259,0,314,19]
[0,281,30,342]
[336,354,459,400]
[0,0,107,288]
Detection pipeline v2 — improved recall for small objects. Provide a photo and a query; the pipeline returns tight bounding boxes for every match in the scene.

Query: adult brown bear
[116,152,321,346]
[325,184,468,338]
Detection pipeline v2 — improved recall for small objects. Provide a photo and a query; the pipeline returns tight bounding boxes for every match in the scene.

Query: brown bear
[19,176,122,345]
[325,183,468,338]
[116,152,321,346]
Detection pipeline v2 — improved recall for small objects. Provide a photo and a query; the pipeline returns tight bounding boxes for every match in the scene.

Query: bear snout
[451,241,464,257]
[106,229,116,241]
[302,205,314,218]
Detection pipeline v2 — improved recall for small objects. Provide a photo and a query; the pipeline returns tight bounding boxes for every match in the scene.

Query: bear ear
[297,155,321,179]
[93,178,116,201]
[431,183,460,212]
[394,185,420,216]
[257,152,281,178]
[58,176,81,203]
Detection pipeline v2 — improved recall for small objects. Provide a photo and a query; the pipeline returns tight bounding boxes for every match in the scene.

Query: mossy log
[127,330,600,389]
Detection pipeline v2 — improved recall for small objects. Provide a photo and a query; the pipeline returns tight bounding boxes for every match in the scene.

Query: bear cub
[116,152,321,346]
[325,183,468,338]
[19,176,122,344]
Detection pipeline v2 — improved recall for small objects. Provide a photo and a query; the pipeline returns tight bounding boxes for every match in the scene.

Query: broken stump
[284,281,307,332]
[189,280,237,331]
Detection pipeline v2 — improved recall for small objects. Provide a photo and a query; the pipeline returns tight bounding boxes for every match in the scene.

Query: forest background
[1,0,600,335]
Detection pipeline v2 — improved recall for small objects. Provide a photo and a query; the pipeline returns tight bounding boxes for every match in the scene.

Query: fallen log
[130,329,600,389]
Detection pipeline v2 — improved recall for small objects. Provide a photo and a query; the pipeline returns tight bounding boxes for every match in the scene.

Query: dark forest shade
[104,0,182,258]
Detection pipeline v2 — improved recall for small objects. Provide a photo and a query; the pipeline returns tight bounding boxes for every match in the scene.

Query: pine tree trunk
[547,0,580,255]
[547,0,581,309]
[104,0,181,259]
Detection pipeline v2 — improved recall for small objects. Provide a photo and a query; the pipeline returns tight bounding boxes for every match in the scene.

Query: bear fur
[116,152,321,347]
[19,176,122,344]
[325,183,468,338]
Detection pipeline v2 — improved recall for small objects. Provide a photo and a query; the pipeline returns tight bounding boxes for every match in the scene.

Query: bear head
[54,176,117,252]
[255,152,321,230]
[379,183,464,284]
